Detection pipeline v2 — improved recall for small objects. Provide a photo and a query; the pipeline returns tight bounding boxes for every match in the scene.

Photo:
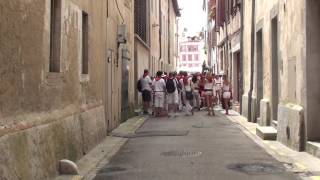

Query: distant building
[178,36,206,73]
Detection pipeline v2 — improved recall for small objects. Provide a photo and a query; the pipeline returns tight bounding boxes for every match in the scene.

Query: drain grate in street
[99,166,127,173]
[111,130,189,138]
[161,150,202,158]
[227,163,284,175]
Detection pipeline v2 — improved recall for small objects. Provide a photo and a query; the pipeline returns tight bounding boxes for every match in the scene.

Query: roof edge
[172,0,181,17]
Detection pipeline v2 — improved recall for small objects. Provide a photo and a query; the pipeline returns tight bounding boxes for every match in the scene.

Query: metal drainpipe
[159,0,162,63]
[248,0,256,122]
[239,0,244,113]
[168,0,170,69]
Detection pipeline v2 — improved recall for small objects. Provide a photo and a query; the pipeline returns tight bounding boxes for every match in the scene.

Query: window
[194,54,199,61]
[182,55,186,61]
[187,45,198,52]
[188,64,193,68]
[49,0,62,72]
[180,45,186,52]
[134,0,147,42]
[82,12,89,74]
[188,54,192,61]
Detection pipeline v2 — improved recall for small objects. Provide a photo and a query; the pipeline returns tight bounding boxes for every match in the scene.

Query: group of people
[138,69,232,117]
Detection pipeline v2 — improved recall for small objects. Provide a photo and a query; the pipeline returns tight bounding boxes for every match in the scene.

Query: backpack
[137,79,142,92]
[166,79,176,93]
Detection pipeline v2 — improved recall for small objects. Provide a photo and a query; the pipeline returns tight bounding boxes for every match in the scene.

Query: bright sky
[178,0,207,36]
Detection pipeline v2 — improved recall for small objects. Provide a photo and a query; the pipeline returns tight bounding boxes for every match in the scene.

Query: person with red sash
[152,71,166,117]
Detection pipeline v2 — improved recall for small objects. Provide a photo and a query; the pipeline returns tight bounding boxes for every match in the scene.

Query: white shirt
[141,75,152,91]
[184,78,192,92]
[152,78,166,93]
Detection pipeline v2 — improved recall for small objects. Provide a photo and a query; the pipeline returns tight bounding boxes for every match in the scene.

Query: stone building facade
[134,0,180,104]
[204,0,217,72]
[0,0,180,179]
[212,0,242,105]
[241,0,320,157]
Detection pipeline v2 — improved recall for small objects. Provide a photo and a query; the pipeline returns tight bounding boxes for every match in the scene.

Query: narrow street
[92,111,300,180]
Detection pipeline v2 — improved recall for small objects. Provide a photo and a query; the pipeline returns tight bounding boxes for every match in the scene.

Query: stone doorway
[256,30,264,119]
[232,51,241,103]
[306,0,320,142]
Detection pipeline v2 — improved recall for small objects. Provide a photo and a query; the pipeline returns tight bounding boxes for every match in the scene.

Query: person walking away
[166,72,179,117]
[140,69,152,115]
[161,73,168,116]
[183,75,194,115]
[204,73,216,116]
[192,74,201,111]
[178,72,186,110]
[174,72,183,112]
[152,71,166,117]
[199,74,206,108]
[215,74,222,106]
[222,79,232,115]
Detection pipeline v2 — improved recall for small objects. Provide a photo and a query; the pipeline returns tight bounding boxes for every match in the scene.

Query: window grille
[134,0,147,42]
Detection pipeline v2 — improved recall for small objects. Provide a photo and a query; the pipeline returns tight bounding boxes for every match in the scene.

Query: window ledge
[134,34,150,50]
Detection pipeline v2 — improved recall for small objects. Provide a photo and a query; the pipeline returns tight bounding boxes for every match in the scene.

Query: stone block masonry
[0,106,106,180]
[277,104,305,151]
[258,99,271,126]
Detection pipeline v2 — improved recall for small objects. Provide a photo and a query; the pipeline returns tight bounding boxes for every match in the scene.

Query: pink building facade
[178,40,205,73]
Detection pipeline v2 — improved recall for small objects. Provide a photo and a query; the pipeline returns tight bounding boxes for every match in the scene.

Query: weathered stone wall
[0,0,113,179]
[242,0,308,151]
[105,0,135,130]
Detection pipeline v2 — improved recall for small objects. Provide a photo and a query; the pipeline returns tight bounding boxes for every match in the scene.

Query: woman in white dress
[222,79,232,115]
[183,75,194,115]
[204,73,216,116]
[192,74,201,111]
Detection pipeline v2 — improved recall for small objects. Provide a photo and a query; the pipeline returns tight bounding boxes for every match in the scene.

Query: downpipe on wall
[248,0,255,122]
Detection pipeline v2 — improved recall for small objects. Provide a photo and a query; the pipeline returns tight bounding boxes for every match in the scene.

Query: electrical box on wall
[117,25,127,44]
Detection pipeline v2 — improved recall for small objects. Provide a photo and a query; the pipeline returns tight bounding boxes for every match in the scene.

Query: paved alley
[92,111,301,180]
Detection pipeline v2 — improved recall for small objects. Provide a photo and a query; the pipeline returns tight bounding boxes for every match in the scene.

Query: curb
[55,116,147,180]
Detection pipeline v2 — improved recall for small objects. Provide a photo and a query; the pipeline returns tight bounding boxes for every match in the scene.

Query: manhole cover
[161,150,202,158]
[227,163,284,175]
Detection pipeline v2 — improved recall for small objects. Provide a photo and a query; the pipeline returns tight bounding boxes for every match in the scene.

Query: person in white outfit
[222,79,232,115]
[152,71,166,117]
[204,73,216,116]
[182,75,194,115]
[140,69,152,114]
[166,72,179,117]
